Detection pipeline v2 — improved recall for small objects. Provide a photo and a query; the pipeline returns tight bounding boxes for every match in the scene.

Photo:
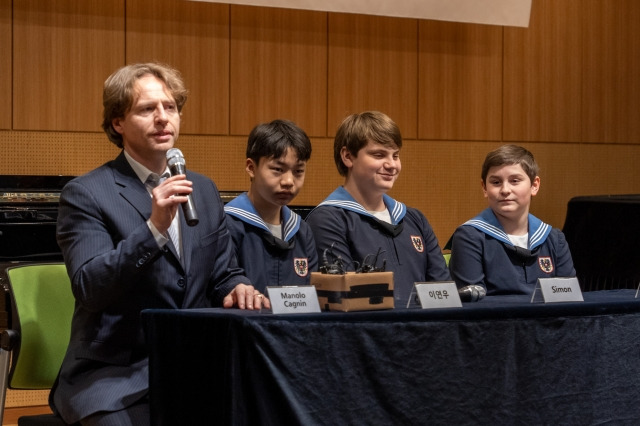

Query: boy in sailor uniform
[449,144,575,295]
[305,111,450,307]
[224,119,318,292]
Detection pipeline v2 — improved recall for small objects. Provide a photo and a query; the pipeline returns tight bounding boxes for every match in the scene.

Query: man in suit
[50,63,269,426]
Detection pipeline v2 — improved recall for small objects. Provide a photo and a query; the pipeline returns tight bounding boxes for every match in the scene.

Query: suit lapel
[112,152,152,221]
[112,152,185,269]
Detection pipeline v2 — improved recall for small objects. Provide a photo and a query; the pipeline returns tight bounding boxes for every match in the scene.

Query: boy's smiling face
[342,139,401,196]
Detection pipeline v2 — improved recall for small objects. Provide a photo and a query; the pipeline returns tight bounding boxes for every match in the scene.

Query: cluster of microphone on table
[319,243,486,303]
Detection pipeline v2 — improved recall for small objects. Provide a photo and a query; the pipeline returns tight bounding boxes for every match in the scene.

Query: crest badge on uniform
[411,235,424,253]
[294,258,309,277]
[538,256,554,273]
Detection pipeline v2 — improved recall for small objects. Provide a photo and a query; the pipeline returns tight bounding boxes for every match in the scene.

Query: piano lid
[0,175,75,205]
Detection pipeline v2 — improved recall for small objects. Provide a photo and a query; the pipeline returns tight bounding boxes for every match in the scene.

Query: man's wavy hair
[101,63,188,148]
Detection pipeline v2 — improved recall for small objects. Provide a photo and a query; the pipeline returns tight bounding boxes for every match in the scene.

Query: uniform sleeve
[306,206,355,273]
[300,222,319,274]
[417,212,451,282]
[554,229,576,277]
[201,180,252,305]
[207,225,252,306]
[449,225,487,290]
[224,214,242,260]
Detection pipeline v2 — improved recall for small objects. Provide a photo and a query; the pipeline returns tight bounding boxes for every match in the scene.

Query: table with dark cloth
[142,290,640,425]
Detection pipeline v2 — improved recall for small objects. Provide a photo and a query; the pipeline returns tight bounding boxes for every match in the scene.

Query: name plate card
[414,282,462,309]
[533,277,584,303]
[266,286,321,314]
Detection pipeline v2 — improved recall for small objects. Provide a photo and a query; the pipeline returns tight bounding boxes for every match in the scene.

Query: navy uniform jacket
[305,187,450,307]
[224,193,318,292]
[51,151,249,424]
[449,208,576,295]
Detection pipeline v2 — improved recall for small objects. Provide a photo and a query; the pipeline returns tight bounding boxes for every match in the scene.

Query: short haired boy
[305,111,450,308]
[449,144,575,296]
[224,119,318,292]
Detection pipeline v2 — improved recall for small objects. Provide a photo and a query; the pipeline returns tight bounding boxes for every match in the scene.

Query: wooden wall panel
[126,0,230,135]
[176,135,342,206]
[328,14,418,138]
[389,140,492,245]
[229,6,327,137]
[581,0,640,143]
[389,140,640,245]
[178,135,247,190]
[12,0,124,131]
[0,131,116,175]
[503,0,583,142]
[0,0,10,130]
[4,129,640,246]
[3,0,640,250]
[518,142,640,229]
[418,21,503,141]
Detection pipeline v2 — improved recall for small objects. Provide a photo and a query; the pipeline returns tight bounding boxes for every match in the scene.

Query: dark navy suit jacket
[51,151,248,423]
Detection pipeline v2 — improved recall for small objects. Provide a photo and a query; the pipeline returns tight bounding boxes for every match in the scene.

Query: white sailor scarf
[224,192,302,242]
[463,208,552,250]
[315,186,407,225]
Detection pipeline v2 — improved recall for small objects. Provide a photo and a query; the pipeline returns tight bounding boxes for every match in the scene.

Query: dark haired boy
[225,119,318,291]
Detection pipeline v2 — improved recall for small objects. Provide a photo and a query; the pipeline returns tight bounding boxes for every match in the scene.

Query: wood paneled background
[2,0,640,246]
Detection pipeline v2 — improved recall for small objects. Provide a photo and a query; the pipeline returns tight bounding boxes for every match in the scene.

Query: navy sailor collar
[463,208,551,249]
[316,186,407,225]
[224,192,301,241]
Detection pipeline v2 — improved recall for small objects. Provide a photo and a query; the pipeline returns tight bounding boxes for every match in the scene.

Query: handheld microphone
[166,148,199,226]
[458,285,486,302]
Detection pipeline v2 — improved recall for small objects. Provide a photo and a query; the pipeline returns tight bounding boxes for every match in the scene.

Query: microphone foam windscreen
[166,148,185,167]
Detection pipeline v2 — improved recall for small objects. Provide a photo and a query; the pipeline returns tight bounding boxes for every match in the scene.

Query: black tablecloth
[142,291,640,425]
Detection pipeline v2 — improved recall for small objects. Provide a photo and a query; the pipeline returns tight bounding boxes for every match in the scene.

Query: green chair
[0,263,75,426]
[443,253,451,267]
